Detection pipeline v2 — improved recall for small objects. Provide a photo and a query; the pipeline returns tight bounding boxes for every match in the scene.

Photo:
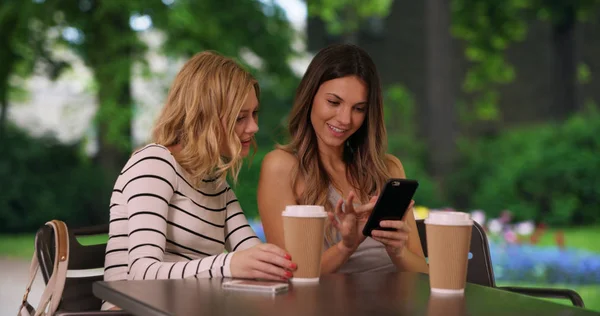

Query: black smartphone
[362,178,419,237]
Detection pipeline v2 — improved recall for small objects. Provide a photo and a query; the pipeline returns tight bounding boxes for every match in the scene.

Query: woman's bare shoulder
[261,148,298,175]
[384,154,406,178]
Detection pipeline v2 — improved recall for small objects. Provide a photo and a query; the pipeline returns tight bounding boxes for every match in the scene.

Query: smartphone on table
[362,178,419,237]
[222,280,289,294]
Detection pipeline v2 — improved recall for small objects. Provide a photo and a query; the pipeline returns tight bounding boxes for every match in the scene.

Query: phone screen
[362,179,418,237]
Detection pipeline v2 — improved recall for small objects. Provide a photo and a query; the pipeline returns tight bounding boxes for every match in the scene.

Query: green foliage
[452,0,530,122]
[154,0,298,91]
[452,0,600,124]
[14,0,299,176]
[0,0,59,136]
[578,63,592,84]
[232,149,271,220]
[307,0,393,36]
[0,125,112,233]
[0,0,300,231]
[383,84,446,208]
[40,0,159,155]
[383,85,422,157]
[449,107,600,225]
[532,0,600,24]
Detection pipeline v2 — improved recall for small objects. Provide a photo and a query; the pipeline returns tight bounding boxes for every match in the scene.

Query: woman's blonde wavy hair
[152,51,259,187]
[279,44,391,244]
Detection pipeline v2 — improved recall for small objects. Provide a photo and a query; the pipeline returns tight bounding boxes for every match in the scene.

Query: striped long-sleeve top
[103,144,261,283]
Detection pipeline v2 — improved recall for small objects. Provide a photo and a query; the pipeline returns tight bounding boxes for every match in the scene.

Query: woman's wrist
[386,245,406,259]
[336,241,355,257]
[321,241,355,274]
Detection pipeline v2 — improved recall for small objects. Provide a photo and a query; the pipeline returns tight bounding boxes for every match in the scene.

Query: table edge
[93,281,171,316]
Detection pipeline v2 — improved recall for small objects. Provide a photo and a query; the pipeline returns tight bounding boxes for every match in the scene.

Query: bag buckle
[22,288,30,303]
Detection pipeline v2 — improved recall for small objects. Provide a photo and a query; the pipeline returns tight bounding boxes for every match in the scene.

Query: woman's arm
[122,146,234,280]
[384,154,429,274]
[257,149,356,274]
[388,207,429,274]
[223,186,262,252]
[257,149,298,249]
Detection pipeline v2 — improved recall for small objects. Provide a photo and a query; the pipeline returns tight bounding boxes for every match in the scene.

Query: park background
[0,0,599,314]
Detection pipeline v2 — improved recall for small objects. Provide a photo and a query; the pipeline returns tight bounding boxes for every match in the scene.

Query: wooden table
[93,272,597,316]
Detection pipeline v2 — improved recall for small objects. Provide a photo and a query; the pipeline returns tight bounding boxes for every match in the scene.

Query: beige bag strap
[18,220,70,316]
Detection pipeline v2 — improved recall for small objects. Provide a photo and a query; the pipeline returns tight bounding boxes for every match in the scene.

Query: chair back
[36,224,109,312]
[416,219,496,287]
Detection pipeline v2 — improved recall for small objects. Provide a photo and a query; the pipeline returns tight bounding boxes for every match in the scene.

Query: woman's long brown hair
[279,43,391,244]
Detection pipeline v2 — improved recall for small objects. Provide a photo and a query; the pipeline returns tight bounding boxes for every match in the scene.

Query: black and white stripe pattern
[103,144,260,284]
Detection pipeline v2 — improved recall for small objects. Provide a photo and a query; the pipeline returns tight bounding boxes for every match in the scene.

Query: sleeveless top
[325,187,396,274]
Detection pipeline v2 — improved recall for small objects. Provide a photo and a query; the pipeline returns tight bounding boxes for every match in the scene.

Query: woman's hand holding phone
[329,191,378,254]
[370,200,415,257]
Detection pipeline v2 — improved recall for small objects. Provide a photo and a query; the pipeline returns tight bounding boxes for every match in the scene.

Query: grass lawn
[4,225,598,258]
[0,234,108,259]
[496,281,600,313]
[535,225,600,253]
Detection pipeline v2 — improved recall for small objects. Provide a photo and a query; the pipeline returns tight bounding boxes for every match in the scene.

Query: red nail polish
[285,271,293,278]
[285,253,292,260]
[291,263,297,269]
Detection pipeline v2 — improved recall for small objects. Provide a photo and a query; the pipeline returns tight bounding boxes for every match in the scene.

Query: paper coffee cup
[425,211,473,294]
[427,292,466,316]
[282,205,327,283]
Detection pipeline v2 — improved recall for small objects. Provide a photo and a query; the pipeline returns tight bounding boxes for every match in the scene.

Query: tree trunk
[343,31,358,44]
[94,74,133,179]
[343,7,358,44]
[0,89,7,140]
[425,0,456,194]
[87,10,135,186]
[0,45,16,142]
[551,8,579,119]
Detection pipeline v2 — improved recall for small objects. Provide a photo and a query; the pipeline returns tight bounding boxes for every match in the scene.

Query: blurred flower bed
[416,207,600,285]
[250,206,600,285]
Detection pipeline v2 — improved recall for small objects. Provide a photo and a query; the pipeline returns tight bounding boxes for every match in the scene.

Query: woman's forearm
[320,242,354,274]
[390,248,429,274]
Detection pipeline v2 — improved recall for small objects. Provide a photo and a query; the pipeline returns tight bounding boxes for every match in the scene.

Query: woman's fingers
[328,212,341,230]
[251,258,292,279]
[372,236,406,252]
[257,244,297,270]
[250,267,291,281]
[258,243,290,258]
[335,198,344,217]
[379,220,411,233]
[354,195,378,218]
[372,219,408,249]
[371,229,409,241]
[344,191,356,214]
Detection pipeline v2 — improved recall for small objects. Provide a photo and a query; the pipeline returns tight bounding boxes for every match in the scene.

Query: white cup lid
[425,211,473,226]
[282,205,327,218]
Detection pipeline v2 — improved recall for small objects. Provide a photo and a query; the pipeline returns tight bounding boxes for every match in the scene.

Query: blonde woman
[258,44,428,275]
[102,52,296,309]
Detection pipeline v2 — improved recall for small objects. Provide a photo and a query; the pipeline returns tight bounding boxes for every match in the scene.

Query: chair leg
[498,286,585,308]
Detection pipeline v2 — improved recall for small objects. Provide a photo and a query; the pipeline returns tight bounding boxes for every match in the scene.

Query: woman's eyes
[236,111,259,123]
[327,100,365,112]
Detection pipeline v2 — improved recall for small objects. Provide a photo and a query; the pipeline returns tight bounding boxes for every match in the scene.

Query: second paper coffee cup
[282,205,327,283]
[425,211,473,294]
